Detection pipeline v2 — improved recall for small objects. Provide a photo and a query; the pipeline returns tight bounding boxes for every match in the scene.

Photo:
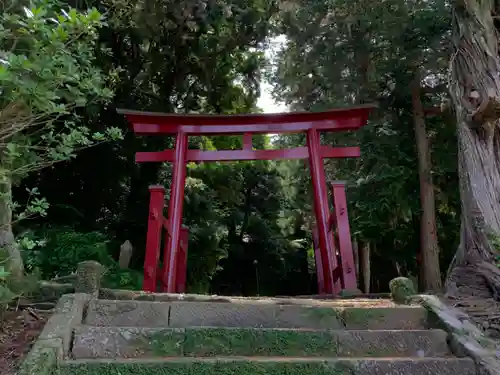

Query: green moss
[302,307,343,324]
[389,277,416,304]
[19,346,58,375]
[184,327,339,357]
[340,344,387,358]
[325,361,356,375]
[53,361,354,375]
[342,308,387,329]
[423,309,445,330]
[132,329,185,356]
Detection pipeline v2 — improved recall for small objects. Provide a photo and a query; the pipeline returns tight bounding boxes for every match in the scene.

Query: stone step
[85,299,428,330]
[72,326,451,359]
[57,357,477,375]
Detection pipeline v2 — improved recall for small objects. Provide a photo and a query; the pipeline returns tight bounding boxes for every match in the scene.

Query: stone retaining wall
[18,293,90,375]
[412,295,500,375]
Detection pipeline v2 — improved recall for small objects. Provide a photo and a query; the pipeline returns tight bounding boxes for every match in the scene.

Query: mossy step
[55,357,477,375]
[72,326,451,359]
[86,299,427,330]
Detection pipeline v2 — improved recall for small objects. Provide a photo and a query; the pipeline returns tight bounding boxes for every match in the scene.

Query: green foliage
[1,2,109,112]
[0,0,124,265]
[8,0,457,296]
[18,226,142,290]
[183,154,309,295]
[0,0,122,181]
[21,228,113,278]
[271,0,458,286]
[15,0,285,295]
[101,266,142,290]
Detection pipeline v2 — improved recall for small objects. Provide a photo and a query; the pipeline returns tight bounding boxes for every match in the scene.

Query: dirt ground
[0,308,51,375]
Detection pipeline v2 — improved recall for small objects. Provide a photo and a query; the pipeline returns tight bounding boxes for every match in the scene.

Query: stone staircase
[59,296,478,375]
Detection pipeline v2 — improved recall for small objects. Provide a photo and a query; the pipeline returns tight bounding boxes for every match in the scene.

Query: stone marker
[389,277,417,304]
[118,240,133,269]
[76,261,105,296]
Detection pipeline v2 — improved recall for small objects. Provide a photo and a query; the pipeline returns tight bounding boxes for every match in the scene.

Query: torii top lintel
[117,103,376,135]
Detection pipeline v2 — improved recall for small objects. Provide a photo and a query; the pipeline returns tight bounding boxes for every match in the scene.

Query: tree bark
[353,238,360,281]
[360,242,370,293]
[411,74,443,292]
[0,176,24,278]
[446,0,500,300]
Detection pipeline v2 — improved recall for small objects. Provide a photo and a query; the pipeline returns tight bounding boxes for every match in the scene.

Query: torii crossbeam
[119,104,375,295]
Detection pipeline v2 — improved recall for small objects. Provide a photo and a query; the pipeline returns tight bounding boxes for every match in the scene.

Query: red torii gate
[118,105,374,295]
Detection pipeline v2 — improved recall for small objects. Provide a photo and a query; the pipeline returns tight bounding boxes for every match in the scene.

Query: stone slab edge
[58,356,478,375]
[99,289,401,308]
[18,293,92,375]
[99,288,332,305]
[72,325,450,358]
[412,294,500,374]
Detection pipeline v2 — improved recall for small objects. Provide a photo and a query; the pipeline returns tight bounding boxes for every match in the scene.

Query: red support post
[160,226,171,291]
[312,226,325,294]
[162,130,188,293]
[307,129,338,295]
[144,185,165,292]
[175,226,189,293]
[331,181,357,290]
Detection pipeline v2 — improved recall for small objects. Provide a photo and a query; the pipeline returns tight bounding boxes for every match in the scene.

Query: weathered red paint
[135,146,360,163]
[132,119,365,135]
[175,227,189,293]
[119,105,373,134]
[312,182,356,293]
[144,185,166,292]
[155,222,189,293]
[162,131,188,293]
[161,224,172,292]
[307,129,337,294]
[331,181,357,290]
[119,104,374,295]
[312,227,325,294]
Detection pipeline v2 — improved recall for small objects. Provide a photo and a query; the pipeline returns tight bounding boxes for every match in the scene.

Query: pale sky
[257,35,288,114]
[257,81,288,114]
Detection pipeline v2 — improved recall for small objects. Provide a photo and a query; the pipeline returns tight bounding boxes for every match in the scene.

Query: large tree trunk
[353,238,360,281]
[446,0,500,301]
[411,74,443,292]
[360,242,371,293]
[0,176,24,278]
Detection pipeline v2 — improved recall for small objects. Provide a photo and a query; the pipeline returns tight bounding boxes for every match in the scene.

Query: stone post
[75,261,105,296]
[118,240,133,269]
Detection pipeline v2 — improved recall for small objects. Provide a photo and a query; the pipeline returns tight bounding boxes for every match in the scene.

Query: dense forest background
[2,0,473,297]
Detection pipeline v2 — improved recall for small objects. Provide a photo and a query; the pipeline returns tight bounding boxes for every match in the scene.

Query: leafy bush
[102,266,142,290]
[19,227,143,290]
[21,228,114,279]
